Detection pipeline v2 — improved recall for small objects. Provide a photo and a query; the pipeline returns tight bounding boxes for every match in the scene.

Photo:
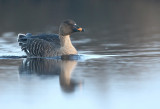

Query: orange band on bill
[77,28,83,31]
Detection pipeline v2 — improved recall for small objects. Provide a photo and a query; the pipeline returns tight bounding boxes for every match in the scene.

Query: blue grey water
[1,1,160,109]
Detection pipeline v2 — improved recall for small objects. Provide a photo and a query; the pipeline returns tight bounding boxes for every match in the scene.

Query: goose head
[59,19,84,36]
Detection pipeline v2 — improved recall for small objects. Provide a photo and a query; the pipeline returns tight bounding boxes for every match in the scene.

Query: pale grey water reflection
[0,55,160,109]
[19,58,79,93]
[1,0,160,109]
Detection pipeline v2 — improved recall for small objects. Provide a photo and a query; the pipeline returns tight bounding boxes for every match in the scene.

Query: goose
[18,19,84,57]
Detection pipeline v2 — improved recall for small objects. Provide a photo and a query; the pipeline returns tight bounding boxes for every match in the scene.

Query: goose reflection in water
[19,58,80,93]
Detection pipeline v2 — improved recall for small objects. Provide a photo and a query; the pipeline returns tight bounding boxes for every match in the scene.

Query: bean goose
[17,19,84,57]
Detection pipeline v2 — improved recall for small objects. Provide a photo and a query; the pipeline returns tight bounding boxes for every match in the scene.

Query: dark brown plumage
[18,19,84,57]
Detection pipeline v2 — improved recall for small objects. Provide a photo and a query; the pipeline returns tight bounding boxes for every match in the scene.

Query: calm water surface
[1,1,160,109]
